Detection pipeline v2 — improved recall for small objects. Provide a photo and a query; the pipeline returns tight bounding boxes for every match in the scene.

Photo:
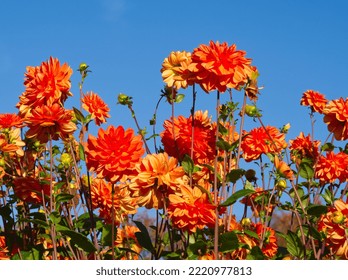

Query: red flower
[86,125,144,183]
[300,90,328,114]
[0,113,24,129]
[315,151,348,183]
[254,223,278,259]
[241,126,287,162]
[189,41,255,93]
[17,57,73,117]
[13,176,51,204]
[24,103,77,143]
[289,132,321,163]
[161,110,216,164]
[323,97,348,140]
[81,91,110,126]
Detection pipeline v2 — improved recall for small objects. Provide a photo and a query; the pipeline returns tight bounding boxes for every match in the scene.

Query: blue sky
[1,0,347,148]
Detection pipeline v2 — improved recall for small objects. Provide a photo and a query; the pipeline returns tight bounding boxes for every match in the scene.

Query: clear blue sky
[1,0,347,145]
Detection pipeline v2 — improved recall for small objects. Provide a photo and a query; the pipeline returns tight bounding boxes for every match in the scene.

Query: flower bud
[117,93,133,106]
[332,211,345,224]
[78,62,88,72]
[276,179,287,190]
[60,153,72,167]
[244,104,258,117]
[241,217,251,227]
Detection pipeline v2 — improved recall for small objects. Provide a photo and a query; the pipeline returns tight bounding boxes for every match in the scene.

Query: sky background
[1,0,347,144]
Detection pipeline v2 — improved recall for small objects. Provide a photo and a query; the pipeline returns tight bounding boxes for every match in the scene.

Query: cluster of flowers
[0,40,347,260]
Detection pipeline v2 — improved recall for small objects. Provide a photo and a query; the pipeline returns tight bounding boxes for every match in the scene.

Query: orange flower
[300,90,328,114]
[161,51,193,89]
[323,97,348,140]
[86,125,144,183]
[0,128,25,157]
[315,151,348,183]
[0,236,10,260]
[0,113,24,129]
[189,41,254,93]
[81,91,110,126]
[227,233,257,260]
[24,103,77,143]
[318,200,348,259]
[241,126,287,162]
[115,225,142,260]
[128,153,185,209]
[167,184,216,233]
[90,178,137,225]
[254,223,278,259]
[12,176,51,204]
[161,110,216,164]
[274,155,294,180]
[289,132,321,163]
[17,57,73,117]
[240,187,274,217]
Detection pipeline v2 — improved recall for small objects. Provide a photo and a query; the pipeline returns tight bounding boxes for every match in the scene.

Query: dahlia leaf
[79,143,86,161]
[73,107,85,123]
[55,193,75,204]
[182,154,195,174]
[58,229,97,253]
[226,168,245,184]
[321,188,334,204]
[306,204,328,217]
[133,220,154,254]
[280,230,304,259]
[101,224,117,247]
[246,246,266,260]
[219,231,239,252]
[220,189,255,207]
[298,159,314,179]
[11,248,40,260]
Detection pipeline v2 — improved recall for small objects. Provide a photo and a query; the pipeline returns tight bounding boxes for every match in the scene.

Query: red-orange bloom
[81,91,110,126]
[24,103,77,143]
[274,155,294,180]
[254,223,278,259]
[315,151,348,183]
[0,236,10,260]
[289,132,321,163]
[318,200,348,259]
[300,90,328,114]
[115,226,142,260]
[0,113,24,129]
[90,178,137,225]
[161,110,216,164]
[17,57,73,117]
[86,125,144,183]
[167,184,217,233]
[128,153,185,209]
[161,51,193,89]
[241,126,287,162]
[323,97,348,140]
[189,41,255,93]
[12,176,51,204]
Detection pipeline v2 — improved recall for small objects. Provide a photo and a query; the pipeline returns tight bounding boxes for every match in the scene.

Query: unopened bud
[332,211,345,224]
[117,93,133,106]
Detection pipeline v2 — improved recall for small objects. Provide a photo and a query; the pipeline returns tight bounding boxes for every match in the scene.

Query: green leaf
[58,229,96,253]
[246,246,266,260]
[219,231,239,252]
[281,230,304,258]
[73,107,85,123]
[79,143,86,161]
[244,229,260,240]
[216,138,232,152]
[299,159,314,179]
[11,248,40,260]
[226,169,245,184]
[220,189,255,207]
[49,211,61,225]
[101,224,117,247]
[306,204,328,217]
[189,240,207,255]
[322,188,334,205]
[133,220,154,253]
[55,193,75,204]
[174,93,185,103]
[321,143,335,152]
[182,154,200,175]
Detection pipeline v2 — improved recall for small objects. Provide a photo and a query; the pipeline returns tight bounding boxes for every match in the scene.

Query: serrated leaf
[299,159,314,179]
[133,220,154,253]
[321,188,334,205]
[246,246,266,260]
[282,230,304,258]
[220,189,255,207]
[219,231,239,252]
[49,211,61,225]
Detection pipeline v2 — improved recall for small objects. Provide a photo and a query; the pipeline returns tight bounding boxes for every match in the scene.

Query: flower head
[0,113,24,129]
[81,91,110,126]
[289,132,321,163]
[13,176,51,204]
[86,125,144,183]
[300,90,328,114]
[115,226,142,259]
[24,103,77,143]
[17,57,73,117]
[315,151,348,183]
[323,97,348,140]
[189,41,254,93]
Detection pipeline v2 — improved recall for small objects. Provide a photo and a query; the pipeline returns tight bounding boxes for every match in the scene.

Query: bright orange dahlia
[0,113,24,129]
[90,178,137,225]
[86,125,144,183]
[161,51,193,89]
[289,132,321,163]
[115,225,142,260]
[0,236,10,260]
[167,184,217,233]
[81,91,110,126]
[274,155,294,180]
[17,57,73,117]
[318,199,348,259]
[300,90,328,114]
[24,103,77,143]
[315,151,348,183]
[241,126,287,162]
[161,110,216,164]
[12,176,51,204]
[254,223,278,259]
[128,152,185,209]
[323,97,348,141]
[0,128,25,157]
[189,40,254,93]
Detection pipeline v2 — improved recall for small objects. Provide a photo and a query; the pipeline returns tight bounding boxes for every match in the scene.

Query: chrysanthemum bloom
[161,51,193,89]
[0,128,25,157]
[241,126,287,162]
[0,236,10,260]
[12,176,51,204]
[315,151,348,183]
[274,155,294,180]
[318,200,348,259]
[128,152,185,209]
[81,91,110,126]
[227,233,257,260]
[240,187,274,217]
[0,113,24,129]
[300,90,328,114]
[115,226,142,260]
[86,125,144,183]
[323,97,348,140]
[161,110,216,164]
[167,184,217,233]
[254,223,278,259]
[90,178,137,225]
[189,40,255,93]
[289,132,321,164]
[24,103,77,143]
[17,57,73,117]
